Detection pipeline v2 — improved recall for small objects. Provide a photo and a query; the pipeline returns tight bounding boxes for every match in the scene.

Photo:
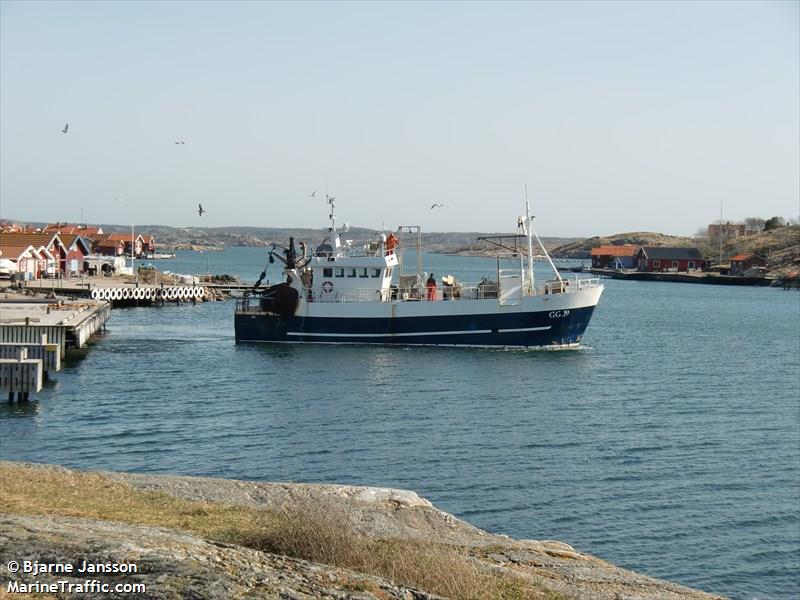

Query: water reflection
[0,400,41,419]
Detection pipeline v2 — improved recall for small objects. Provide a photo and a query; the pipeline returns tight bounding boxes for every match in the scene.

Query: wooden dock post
[0,347,43,401]
[0,334,61,376]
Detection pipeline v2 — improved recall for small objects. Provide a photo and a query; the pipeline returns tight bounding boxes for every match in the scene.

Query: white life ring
[321,280,334,294]
[91,289,99,299]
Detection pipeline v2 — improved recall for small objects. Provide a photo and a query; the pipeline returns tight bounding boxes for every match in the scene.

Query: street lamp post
[131,217,136,284]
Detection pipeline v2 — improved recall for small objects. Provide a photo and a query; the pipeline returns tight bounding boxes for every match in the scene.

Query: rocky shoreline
[0,462,727,600]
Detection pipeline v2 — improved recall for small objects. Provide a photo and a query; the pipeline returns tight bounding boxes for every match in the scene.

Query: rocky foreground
[0,462,726,600]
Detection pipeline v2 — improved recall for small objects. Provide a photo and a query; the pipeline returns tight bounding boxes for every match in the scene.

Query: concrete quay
[0,294,110,400]
[588,268,775,286]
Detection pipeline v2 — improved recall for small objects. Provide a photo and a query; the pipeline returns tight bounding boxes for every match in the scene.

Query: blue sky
[1,0,797,236]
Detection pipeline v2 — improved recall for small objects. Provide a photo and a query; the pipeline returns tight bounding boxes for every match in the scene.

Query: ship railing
[307,282,502,304]
[236,276,602,311]
[307,278,601,304]
[539,275,601,295]
[236,296,255,312]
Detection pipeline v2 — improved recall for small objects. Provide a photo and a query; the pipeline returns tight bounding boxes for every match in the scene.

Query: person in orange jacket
[426,273,437,301]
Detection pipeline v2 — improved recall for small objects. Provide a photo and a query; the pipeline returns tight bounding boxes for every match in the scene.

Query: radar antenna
[326,194,336,232]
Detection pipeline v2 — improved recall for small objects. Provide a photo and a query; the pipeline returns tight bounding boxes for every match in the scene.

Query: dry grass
[238,502,558,600]
[0,463,563,600]
[0,463,280,543]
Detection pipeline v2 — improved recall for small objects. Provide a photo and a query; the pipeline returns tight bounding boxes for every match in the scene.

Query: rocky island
[0,461,726,600]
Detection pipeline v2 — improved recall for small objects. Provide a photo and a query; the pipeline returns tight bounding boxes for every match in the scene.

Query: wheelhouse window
[335,268,344,278]
[347,268,357,278]
[323,267,333,277]
[359,268,369,278]
[371,268,382,278]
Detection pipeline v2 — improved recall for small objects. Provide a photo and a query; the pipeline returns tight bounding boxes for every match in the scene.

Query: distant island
[113,222,797,278]
[4,219,798,278]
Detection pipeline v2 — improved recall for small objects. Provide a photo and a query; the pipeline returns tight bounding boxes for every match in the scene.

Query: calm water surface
[1,247,798,600]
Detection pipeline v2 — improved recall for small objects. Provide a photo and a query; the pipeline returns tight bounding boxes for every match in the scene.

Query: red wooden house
[43,223,105,236]
[636,247,705,272]
[729,253,767,276]
[59,235,92,276]
[590,245,639,269]
[92,235,126,257]
[92,233,152,257]
[0,232,67,277]
[0,243,39,278]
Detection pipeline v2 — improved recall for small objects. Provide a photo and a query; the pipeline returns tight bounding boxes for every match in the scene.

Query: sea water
[1,247,798,600]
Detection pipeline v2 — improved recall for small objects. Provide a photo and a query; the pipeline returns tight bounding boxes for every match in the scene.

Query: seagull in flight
[430,203,446,210]
[62,123,69,134]
[198,203,205,216]
[174,140,185,145]
[309,190,317,198]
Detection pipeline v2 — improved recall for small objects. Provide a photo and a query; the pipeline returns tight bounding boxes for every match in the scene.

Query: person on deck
[426,273,437,301]
[385,233,397,255]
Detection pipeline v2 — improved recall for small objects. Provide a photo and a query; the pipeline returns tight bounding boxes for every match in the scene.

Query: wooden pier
[586,268,775,286]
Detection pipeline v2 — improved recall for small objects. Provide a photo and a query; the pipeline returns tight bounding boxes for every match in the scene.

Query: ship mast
[327,194,336,233]
[525,185,535,293]
[526,186,563,284]
[327,194,341,250]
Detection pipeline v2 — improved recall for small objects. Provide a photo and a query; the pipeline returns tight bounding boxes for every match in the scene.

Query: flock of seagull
[61,124,451,219]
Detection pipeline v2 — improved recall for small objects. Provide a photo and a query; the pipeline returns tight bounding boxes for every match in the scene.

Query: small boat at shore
[234,198,603,348]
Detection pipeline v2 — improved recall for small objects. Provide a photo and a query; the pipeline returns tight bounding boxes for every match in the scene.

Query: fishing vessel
[234,196,603,348]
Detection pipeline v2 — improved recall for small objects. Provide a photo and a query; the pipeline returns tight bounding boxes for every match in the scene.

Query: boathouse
[91,233,153,258]
[590,245,638,269]
[636,247,705,272]
[0,232,68,278]
[59,235,92,276]
[729,253,767,276]
[0,243,39,278]
[43,223,105,237]
[91,235,126,257]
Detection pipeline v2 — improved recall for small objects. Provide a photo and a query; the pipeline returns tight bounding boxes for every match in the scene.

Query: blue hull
[234,305,597,348]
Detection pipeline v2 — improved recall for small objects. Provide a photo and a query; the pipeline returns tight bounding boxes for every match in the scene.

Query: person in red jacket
[426,273,437,301]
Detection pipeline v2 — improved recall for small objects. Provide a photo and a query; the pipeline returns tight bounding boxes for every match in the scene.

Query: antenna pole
[719,200,723,266]
[327,195,336,232]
